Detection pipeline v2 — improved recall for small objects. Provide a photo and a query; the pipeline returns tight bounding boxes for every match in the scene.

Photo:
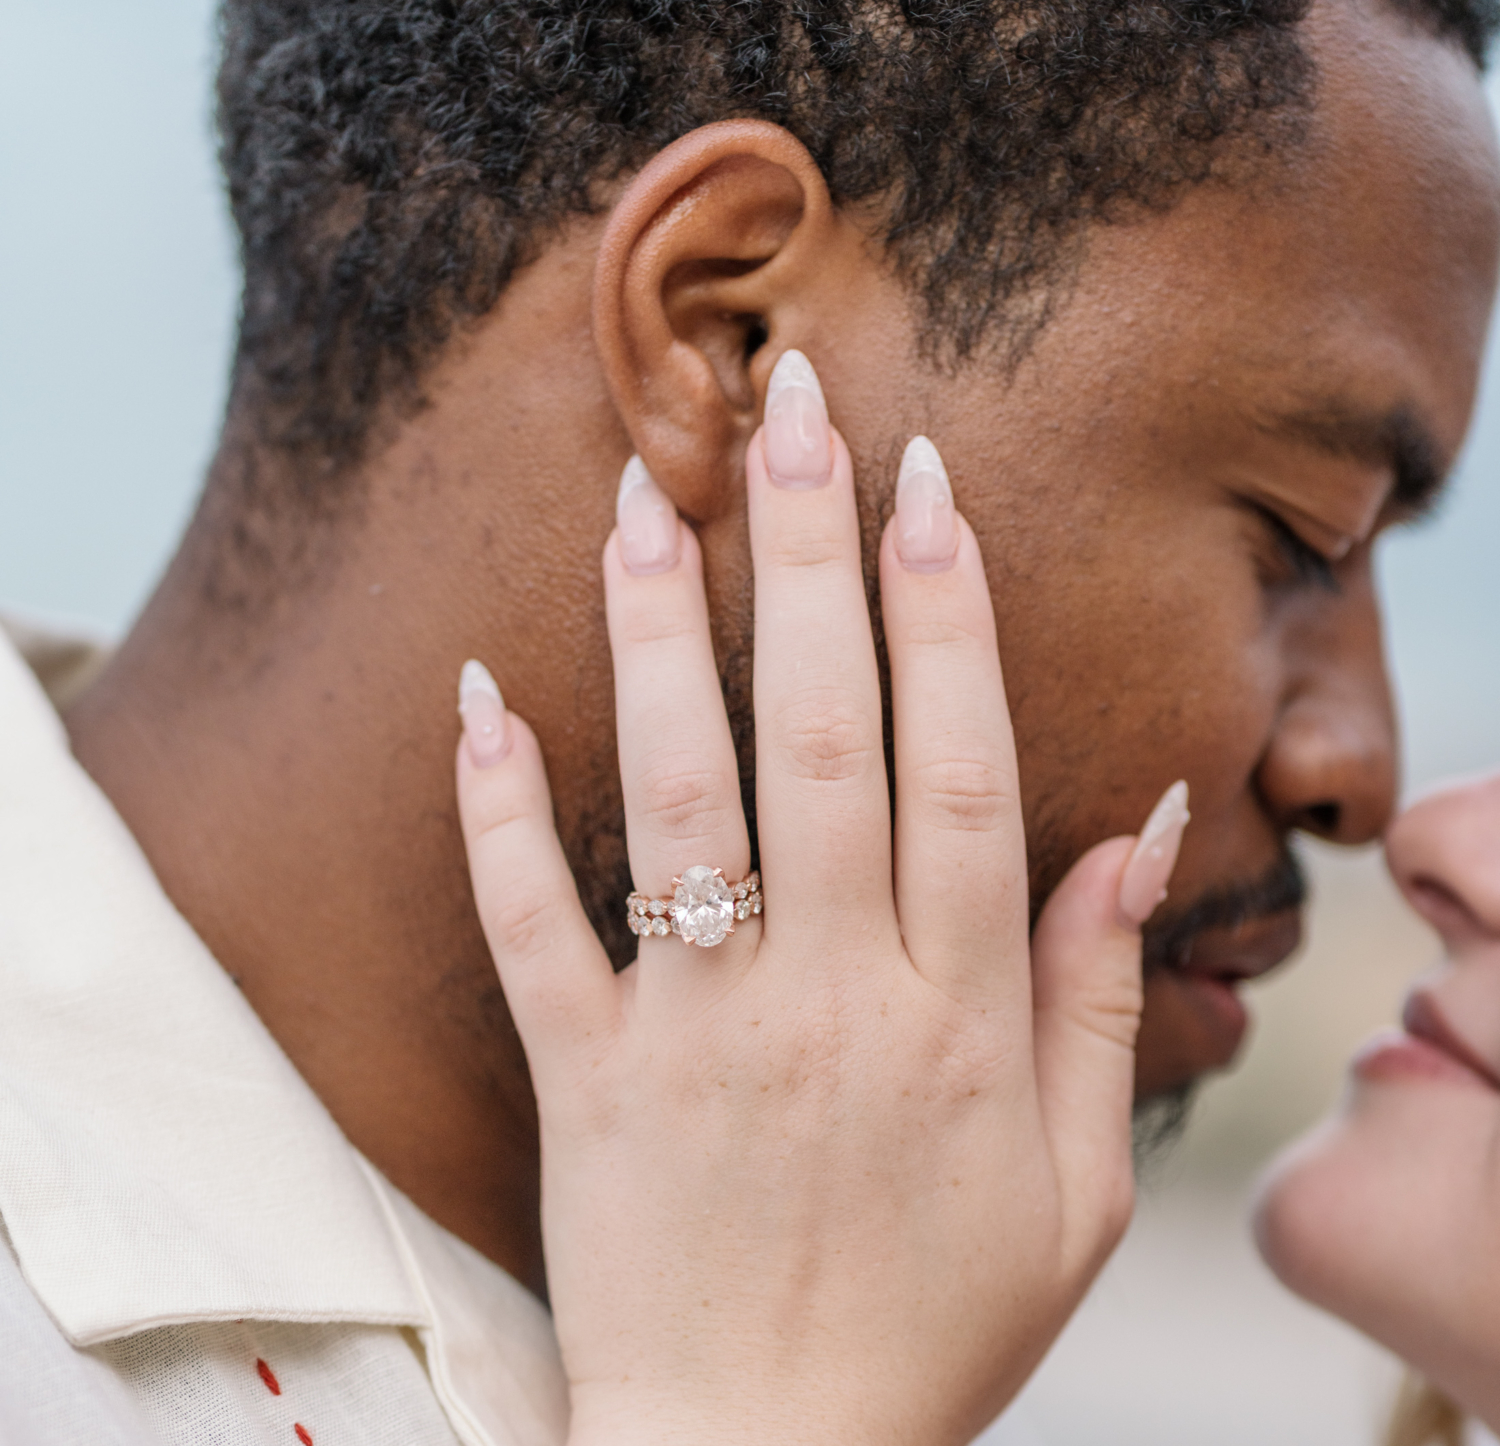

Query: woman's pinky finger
[456,661,619,1066]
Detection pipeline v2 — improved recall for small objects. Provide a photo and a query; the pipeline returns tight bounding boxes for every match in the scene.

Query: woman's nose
[1385,772,1500,946]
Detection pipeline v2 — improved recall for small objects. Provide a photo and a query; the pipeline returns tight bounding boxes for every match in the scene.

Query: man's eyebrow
[1259,403,1447,519]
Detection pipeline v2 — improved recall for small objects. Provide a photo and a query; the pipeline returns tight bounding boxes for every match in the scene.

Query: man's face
[724,2,1500,1098]
[446,0,1498,1109]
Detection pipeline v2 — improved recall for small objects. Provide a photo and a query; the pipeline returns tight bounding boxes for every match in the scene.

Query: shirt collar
[0,630,424,1344]
[0,628,567,1444]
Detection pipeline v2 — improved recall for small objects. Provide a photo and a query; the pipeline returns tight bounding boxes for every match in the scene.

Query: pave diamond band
[626,866,762,948]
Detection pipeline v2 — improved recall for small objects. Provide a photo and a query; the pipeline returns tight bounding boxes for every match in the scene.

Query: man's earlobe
[592,121,840,521]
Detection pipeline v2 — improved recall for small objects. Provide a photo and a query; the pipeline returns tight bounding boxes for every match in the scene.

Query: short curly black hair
[217,0,1497,483]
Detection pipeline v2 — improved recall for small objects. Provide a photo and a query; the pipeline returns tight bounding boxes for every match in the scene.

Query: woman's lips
[1352,991,1500,1092]
[1351,1028,1496,1091]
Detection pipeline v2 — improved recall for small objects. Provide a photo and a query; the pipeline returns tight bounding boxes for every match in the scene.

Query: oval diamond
[672,865,735,948]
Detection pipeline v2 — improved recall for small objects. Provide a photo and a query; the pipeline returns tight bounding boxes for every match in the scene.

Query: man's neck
[62,450,591,1301]
[63,229,652,1296]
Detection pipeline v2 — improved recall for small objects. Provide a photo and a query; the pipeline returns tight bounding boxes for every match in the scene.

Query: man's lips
[1135,908,1304,1094]
[1167,908,1305,987]
[1172,909,1303,1064]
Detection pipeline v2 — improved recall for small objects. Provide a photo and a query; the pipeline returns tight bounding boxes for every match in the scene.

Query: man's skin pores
[65,0,1500,1293]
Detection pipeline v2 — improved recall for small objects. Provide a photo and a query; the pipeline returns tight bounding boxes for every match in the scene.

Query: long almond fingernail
[763,349,832,489]
[458,659,510,767]
[616,456,681,575]
[895,435,958,572]
[1118,781,1190,927]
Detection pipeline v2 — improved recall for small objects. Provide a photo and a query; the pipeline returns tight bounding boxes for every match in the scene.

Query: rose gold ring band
[626,867,762,948]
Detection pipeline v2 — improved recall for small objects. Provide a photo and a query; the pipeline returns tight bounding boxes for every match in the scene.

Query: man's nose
[1255,587,1398,847]
[1386,773,1500,944]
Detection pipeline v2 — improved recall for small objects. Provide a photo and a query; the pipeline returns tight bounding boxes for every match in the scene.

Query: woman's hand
[455,350,1188,1446]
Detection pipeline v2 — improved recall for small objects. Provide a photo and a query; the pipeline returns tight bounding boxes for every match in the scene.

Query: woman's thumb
[1030,783,1190,1265]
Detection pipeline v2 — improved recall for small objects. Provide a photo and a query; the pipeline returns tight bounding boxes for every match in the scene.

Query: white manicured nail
[616,456,681,575]
[894,435,958,572]
[764,349,833,489]
[458,659,510,767]
[1118,781,1191,927]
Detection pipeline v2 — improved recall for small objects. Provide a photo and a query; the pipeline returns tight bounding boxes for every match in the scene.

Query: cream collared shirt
[0,628,569,1445]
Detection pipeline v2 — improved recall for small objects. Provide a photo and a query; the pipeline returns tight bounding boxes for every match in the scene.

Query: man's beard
[1132,1084,1198,1173]
[1139,847,1308,980]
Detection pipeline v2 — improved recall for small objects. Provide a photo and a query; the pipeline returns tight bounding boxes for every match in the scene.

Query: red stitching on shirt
[295,1426,313,1445]
[256,1358,281,1396]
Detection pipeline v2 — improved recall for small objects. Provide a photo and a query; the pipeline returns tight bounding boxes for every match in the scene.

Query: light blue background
[2,1,1497,790]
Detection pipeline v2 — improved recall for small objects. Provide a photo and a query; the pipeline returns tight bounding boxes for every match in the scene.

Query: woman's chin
[1253,1065,1500,1429]
[1251,1113,1367,1313]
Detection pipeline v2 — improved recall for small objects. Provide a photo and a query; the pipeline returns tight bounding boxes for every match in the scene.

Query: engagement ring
[626,866,762,948]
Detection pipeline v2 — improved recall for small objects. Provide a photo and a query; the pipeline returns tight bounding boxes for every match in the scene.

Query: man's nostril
[1305,802,1342,835]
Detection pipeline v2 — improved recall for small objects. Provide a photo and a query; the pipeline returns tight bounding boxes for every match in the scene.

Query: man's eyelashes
[1253,505,1341,593]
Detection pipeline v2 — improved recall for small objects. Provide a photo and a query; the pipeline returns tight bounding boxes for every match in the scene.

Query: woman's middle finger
[748,351,894,953]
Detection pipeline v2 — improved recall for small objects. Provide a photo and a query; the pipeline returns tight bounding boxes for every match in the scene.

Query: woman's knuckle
[466,787,531,846]
[764,531,844,572]
[1075,976,1146,1049]
[636,758,734,838]
[484,887,555,965]
[619,610,699,651]
[773,692,878,783]
[902,616,983,651]
[914,755,1011,831]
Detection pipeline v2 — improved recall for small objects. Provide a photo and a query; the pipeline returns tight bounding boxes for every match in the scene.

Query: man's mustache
[1140,848,1308,977]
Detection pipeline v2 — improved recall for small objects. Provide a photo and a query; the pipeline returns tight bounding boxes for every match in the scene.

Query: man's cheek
[1012,585,1277,878]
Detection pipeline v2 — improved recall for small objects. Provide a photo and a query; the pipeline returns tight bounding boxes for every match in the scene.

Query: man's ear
[593,120,844,520]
